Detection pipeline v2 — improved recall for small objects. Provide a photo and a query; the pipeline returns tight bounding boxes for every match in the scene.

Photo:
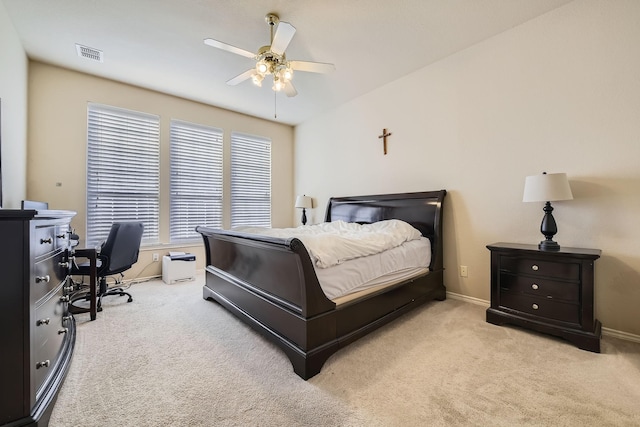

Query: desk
[69,247,98,321]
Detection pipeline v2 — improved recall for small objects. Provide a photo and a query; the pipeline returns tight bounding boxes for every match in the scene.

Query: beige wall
[295,0,640,337]
[28,62,294,278]
[0,2,28,207]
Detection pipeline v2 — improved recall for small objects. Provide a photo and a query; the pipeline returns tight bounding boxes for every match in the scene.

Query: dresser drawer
[500,291,580,324]
[32,286,69,395]
[54,224,71,250]
[33,224,58,258]
[500,256,580,280]
[499,273,579,302]
[32,250,68,303]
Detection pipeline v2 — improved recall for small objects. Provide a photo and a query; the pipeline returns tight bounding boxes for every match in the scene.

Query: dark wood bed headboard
[324,190,447,271]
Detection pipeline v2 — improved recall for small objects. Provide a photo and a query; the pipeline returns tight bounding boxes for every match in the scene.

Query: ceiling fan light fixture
[204,12,334,99]
[251,73,264,87]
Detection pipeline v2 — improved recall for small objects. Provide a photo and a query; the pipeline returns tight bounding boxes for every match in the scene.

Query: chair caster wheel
[97,307,103,312]
[127,297,133,303]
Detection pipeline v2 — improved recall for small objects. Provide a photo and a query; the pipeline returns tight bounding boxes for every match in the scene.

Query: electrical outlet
[152,253,159,262]
[460,265,468,277]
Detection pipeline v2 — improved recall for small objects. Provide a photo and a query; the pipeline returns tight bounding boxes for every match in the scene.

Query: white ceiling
[2,0,573,126]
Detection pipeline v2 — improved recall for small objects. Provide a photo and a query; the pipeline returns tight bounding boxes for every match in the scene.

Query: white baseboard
[601,327,640,343]
[123,274,161,284]
[445,291,640,344]
[446,291,489,307]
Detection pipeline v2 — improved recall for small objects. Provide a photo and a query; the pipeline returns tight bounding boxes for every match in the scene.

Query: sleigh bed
[196,190,446,379]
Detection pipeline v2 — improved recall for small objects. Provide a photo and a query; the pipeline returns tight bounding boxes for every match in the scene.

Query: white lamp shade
[523,173,573,202]
[295,195,312,209]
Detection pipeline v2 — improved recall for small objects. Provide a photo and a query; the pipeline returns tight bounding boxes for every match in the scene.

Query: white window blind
[87,103,160,245]
[169,120,223,242]
[230,132,271,228]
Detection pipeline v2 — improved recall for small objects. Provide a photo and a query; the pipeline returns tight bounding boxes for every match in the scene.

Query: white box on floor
[162,255,196,284]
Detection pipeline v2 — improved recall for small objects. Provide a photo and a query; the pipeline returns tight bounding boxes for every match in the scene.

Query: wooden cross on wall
[378,128,392,155]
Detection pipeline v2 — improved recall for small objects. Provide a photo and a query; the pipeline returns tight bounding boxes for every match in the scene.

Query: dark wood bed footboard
[197,190,446,379]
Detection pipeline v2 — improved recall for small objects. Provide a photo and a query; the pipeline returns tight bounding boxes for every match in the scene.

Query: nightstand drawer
[500,291,580,324]
[500,273,579,302]
[500,256,579,280]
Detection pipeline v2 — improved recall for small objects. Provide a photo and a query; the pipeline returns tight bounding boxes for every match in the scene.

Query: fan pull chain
[274,90,277,119]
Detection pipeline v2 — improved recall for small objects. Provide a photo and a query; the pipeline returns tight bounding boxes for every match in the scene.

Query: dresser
[0,209,76,426]
[486,242,601,352]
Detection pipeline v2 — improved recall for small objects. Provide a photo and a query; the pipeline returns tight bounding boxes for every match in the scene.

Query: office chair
[71,222,144,312]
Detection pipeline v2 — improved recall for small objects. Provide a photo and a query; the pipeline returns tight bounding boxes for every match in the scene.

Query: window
[230,132,271,227]
[169,120,223,242]
[86,103,160,245]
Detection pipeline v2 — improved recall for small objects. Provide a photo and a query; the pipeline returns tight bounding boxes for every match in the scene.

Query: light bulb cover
[256,60,268,74]
[273,77,283,91]
[251,73,264,87]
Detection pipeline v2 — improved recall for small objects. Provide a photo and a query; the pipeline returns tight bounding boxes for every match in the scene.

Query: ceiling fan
[204,13,335,97]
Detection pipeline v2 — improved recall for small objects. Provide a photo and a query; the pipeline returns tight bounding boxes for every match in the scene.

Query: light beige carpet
[50,273,640,426]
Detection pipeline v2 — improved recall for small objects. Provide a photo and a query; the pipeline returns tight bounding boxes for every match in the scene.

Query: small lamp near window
[523,172,573,251]
[295,195,313,226]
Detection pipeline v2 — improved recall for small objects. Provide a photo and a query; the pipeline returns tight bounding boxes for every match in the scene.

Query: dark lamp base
[539,240,560,251]
[538,201,561,251]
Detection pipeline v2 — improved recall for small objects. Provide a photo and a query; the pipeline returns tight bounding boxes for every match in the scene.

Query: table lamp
[523,172,573,251]
[295,195,312,225]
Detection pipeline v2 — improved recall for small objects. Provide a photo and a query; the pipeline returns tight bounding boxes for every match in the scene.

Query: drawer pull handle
[60,295,70,303]
[531,284,539,290]
[532,303,539,310]
[40,237,53,244]
[59,261,70,268]
[64,285,74,293]
[37,318,51,326]
[36,275,50,283]
[58,328,69,335]
[62,315,73,323]
[36,360,50,369]
[531,265,539,271]
[57,234,67,239]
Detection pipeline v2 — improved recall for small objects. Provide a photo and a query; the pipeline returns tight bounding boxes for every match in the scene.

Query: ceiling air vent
[76,44,103,62]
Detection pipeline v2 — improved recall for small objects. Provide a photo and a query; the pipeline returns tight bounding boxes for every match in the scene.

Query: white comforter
[234,219,422,268]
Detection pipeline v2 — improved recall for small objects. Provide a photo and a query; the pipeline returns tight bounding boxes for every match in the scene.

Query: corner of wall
[0,3,29,207]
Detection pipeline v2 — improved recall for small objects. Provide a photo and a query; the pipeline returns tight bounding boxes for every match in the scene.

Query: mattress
[315,237,431,301]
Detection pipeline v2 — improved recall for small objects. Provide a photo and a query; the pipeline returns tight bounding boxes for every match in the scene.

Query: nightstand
[486,242,602,352]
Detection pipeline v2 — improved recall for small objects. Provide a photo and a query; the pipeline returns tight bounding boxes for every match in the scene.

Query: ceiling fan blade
[284,82,297,97]
[270,22,296,55]
[204,38,255,59]
[290,60,335,74]
[226,69,255,86]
